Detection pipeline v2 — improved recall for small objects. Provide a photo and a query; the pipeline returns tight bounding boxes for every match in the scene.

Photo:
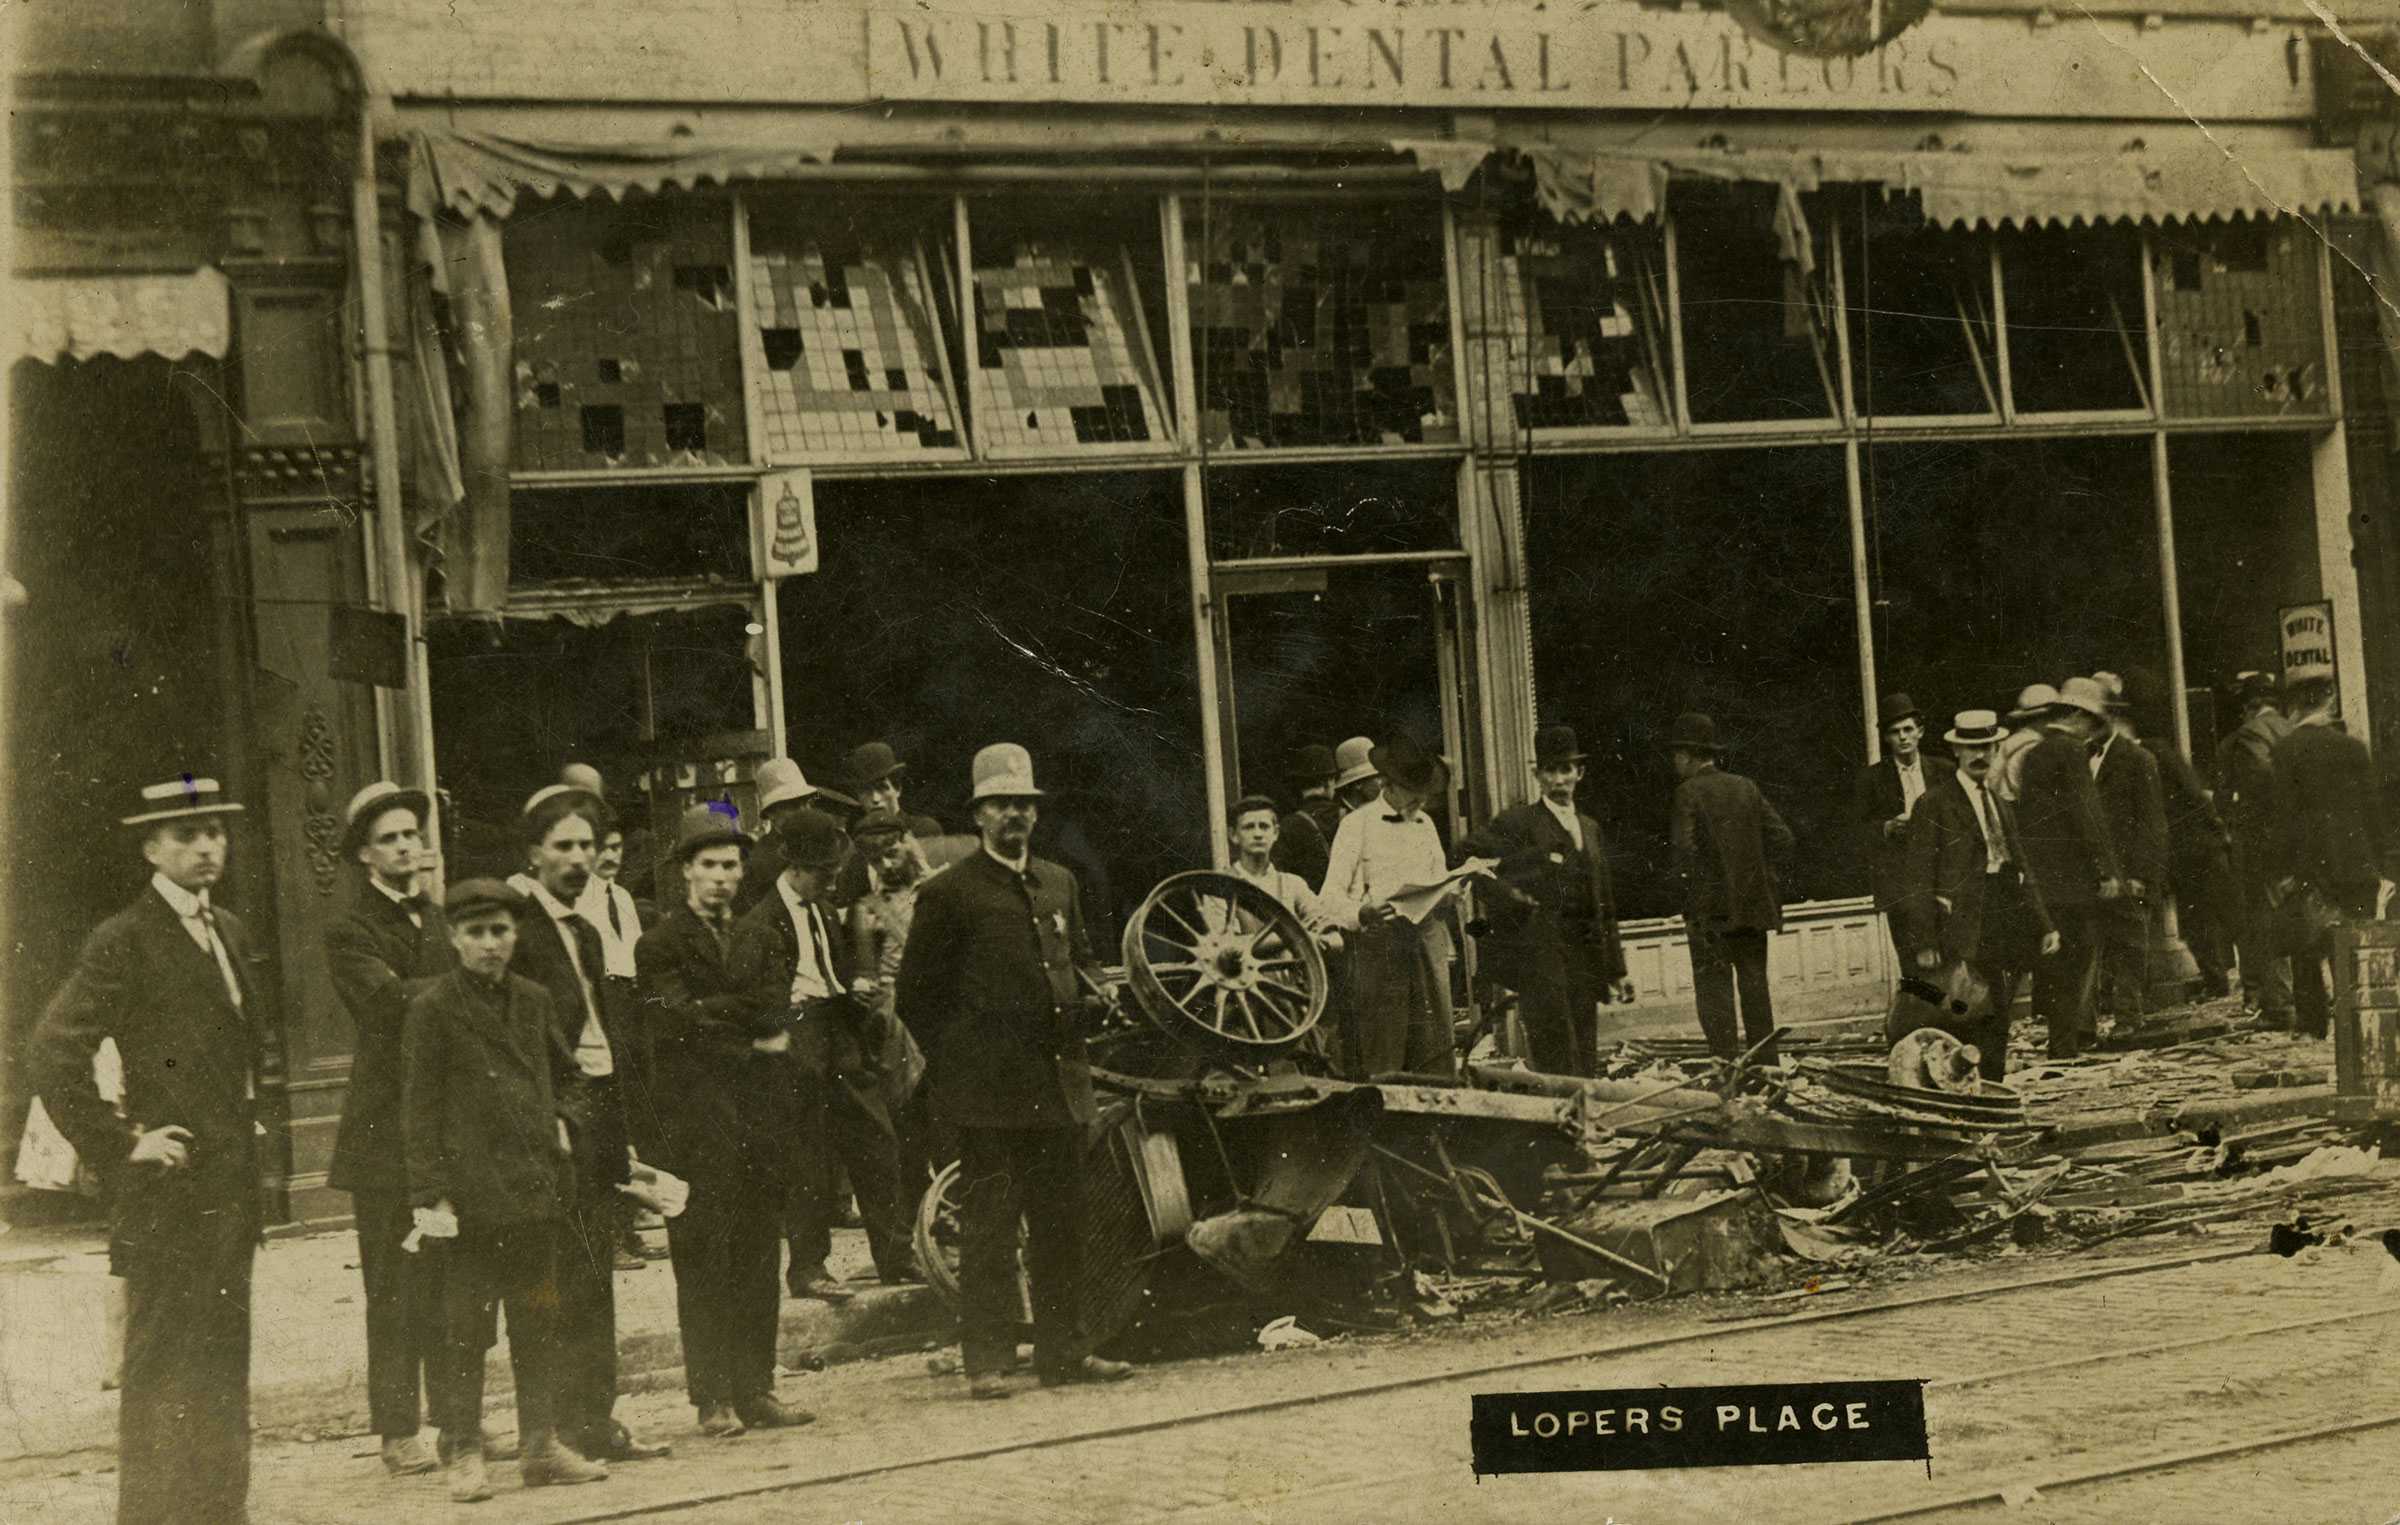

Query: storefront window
[744,195,967,462]
[1672,182,1838,425]
[965,196,1174,455]
[1184,199,1459,448]
[778,472,1206,943]
[1867,438,2167,727]
[1204,458,1459,561]
[1999,226,2151,416]
[2168,433,2324,744]
[2153,220,2329,419]
[506,193,747,471]
[1477,216,1672,433]
[1841,195,2000,419]
[508,482,752,587]
[1524,449,1862,917]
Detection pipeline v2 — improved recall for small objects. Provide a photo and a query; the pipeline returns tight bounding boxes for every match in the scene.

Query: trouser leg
[2037,905,2100,1056]
[1515,969,1575,1076]
[666,1183,732,1408]
[829,1072,910,1276]
[1406,941,1458,1079]
[432,1233,495,1442]
[494,1224,560,1445]
[1729,931,1776,1060]
[1688,921,1740,1059]
[1349,928,1413,1078]
[353,1187,436,1439]
[1562,946,1600,1079]
[118,1209,255,1525]
[554,1192,619,1444]
[956,1128,1029,1377]
[2238,873,2295,1018]
[1021,1128,1089,1377]
[726,1168,786,1403]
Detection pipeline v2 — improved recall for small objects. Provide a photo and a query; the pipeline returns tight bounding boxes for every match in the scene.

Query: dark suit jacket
[30,887,271,1262]
[1271,795,1340,890]
[401,970,572,1225]
[2214,712,2290,864]
[896,849,1099,1130]
[1852,754,1937,911]
[1462,798,1626,990]
[2145,739,2230,888]
[1896,776,2054,963]
[2013,729,2121,908]
[1670,766,1795,933]
[2094,735,2169,892]
[732,879,886,1081]
[637,904,794,1181]
[506,884,630,1185]
[2273,721,2391,891]
[324,885,456,1194]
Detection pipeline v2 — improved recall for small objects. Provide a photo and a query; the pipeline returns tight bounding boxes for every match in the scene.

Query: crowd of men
[24,660,2391,1520]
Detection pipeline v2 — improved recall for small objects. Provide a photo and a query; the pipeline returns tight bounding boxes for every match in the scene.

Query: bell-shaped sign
[756,467,819,579]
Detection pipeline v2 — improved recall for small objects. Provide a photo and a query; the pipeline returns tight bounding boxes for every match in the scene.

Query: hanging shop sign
[755,467,820,580]
[2279,600,2336,677]
[862,0,2309,121]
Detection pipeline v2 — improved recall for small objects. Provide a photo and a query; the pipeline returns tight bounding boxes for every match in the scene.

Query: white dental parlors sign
[2280,600,2341,717]
[864,0,2310,121]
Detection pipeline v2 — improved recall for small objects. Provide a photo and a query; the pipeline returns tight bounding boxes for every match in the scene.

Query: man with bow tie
[1318,735,1469,1080]
[324,781,461,1479]
[32,776,275,1525]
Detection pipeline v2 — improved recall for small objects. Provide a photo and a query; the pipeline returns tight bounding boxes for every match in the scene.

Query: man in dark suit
[897,743,1132,1400]
[505,785,669,1466]
[2216,671,2294,1023]
[1667,714,1796,1063]
[2014,677,2125,1058]
[324,781,458,1478]
[1895,712,2060,1080]
[735,806,913,1297]
[734,758,859,915]
[1852,693,1935,964]
[2271,665,2393,1039]
[1462,725,1630,1078]
[1271,744,1341,889]
[402,879,606,1502]
[637,805,815,1437]
[30,777,273,1525]
[2091,673,2170,1016]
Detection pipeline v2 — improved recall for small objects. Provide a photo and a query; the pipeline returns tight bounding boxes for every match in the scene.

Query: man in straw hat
[1666,715,1796,1064]
[635,804,816,1438]
[897,743,1130,1400]
[1991,683,2062,804]
[30,776,269,1524]
[507,783,671,1465]
[2270,663,2393,1040]
[733,805,914,1300]
[2013,676,2124,1059]
[1896,713,2060,1080]
[2216,671,2295,1025]
[1320,735,1471,1079]
[324,780,460,1479]
[1853,692,1933,965]
[1462,725,1630,1078]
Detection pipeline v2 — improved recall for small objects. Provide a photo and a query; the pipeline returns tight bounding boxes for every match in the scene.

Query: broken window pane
[965,196,1174,454]
[1478,215,1673,433]
[1204,459,1459,561]
[1672,182,1837,424]
[1840,195,2000,419]
[744,195,966,461]
[505,193,747,471]
[2152,220,2328,419]
[2000,226,2150,415]
[1186,199,1458,449]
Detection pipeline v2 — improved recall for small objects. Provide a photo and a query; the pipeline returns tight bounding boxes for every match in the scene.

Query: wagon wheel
[913,1160,1031,1322]
[1120,870,1328,1054]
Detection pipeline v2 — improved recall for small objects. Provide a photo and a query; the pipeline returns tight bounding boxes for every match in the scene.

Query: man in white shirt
[1852,693,1933,965]
[1318,737,1464,1078]
[576,810,662,1265]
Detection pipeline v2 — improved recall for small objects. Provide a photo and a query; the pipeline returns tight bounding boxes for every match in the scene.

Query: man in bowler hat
[1666,715,1796,1063]
[896,743,1131,1399]
[2270,664,2393,1039]
[31,776,272,1525]
[1463,725,1631,1078]
[324,780,460,1478]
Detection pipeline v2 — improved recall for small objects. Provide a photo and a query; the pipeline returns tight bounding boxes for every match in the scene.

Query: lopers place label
[1470,1380,1929,1475]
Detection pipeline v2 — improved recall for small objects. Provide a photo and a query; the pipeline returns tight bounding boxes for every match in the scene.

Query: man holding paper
[1318,736,1492,1079]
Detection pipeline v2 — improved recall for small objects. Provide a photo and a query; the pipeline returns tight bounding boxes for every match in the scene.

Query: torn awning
[412,129,840,221]
[8,269,231,366]
[1518,143,2362,231]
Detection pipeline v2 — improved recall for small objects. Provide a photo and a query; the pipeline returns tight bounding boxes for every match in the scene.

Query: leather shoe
[790,1264,855,1303]
[520,1436,608,1488]
[445,1450,492,1503]
[968,1373,1014,1401]
[734,1394,816,1430]
[381,1433,438,1476]
[1039,1355,1135,1387]
[697,1403,746,1439]
[585,1420,671,1461]
[480,1427,520,1463]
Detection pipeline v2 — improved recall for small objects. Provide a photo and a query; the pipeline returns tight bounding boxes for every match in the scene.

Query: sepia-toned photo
[4,0,2398,1518]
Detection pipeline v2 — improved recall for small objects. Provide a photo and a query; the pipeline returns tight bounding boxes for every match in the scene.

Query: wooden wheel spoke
[1246,988,1298,1035]
[1155,900,1210,944]
[1210,986,1231,1034]
[1145,959,1204,975]
[1258,973,1312,1006]
[1230,989,1268,1040]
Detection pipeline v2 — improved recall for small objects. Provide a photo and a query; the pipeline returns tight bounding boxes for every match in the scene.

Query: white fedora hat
[970,742,1044,801]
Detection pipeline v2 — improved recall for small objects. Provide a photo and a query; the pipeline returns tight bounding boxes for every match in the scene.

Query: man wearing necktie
[637,805,815,1438]
[31,777,271,1525]
[324,781,460,1478]
[732,805,913,1299]
[1895,713,2061,1080]
[506,785,670,1466]
[1318,736,1467,1080]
